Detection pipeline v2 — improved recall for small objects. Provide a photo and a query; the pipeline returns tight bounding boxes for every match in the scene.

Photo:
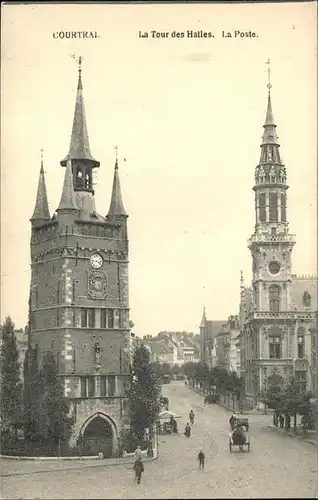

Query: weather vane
[40,148,44,166]
[266,58,272,91]
[70,54,83,73]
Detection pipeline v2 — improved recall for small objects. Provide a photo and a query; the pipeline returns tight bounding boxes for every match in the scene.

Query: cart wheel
[229,442,232,452]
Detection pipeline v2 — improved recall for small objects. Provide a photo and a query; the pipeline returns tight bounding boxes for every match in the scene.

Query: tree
[206,369,216,395]
[183,362,197,384]
[0,317,23,433]
[152,361,163,379]
[171,364,182,376]
[161,363,172,377]
[194,362,209,390]
[281,377,311,428]
[262,378,285,425]
[128,345,161,442]
[23,350,72,451]
[211,366,229,395]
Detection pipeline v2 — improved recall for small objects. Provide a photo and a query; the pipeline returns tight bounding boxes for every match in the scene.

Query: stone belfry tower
[29,58,131,456]
[243,62,297,403]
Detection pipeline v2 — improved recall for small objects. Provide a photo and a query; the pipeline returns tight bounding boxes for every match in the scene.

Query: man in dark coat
[184,422,191,437]
[197,450,205,469]
[133,459,144,484]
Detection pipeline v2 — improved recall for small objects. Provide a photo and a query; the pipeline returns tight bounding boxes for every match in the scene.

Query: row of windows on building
[80,375,116,398]
[265,287,311,313]
[268,334,305,359]
[32,308,123,330]
[243,334,306,360]
[258,192,287,223]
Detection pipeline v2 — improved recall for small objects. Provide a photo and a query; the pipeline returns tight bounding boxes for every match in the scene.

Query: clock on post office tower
[90,253,103,269]
[269,260,281,275]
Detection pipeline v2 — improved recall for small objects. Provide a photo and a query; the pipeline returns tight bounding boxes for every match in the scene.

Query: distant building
[239,84,317,407]
[199,308,226,368]
[147,331,200,365]
[214,316,240,374]
[147,341,174,364]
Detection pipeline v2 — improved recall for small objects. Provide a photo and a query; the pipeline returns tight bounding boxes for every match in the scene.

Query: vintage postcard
[1,2,317,499]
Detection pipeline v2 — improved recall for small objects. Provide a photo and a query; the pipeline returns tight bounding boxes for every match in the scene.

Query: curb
[267,426,317,447]
[0,449,158,477]
[0,454,100,461]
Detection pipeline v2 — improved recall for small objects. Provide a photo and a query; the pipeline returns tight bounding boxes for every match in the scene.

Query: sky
[1,2,317,336]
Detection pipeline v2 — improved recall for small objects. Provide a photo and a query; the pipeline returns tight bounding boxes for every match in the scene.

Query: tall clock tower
[28,59,131,456]
[249,88,296,311]
[242,73,297,403]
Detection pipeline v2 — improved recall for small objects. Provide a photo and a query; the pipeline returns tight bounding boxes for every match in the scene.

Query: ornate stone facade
[239,87,317,405]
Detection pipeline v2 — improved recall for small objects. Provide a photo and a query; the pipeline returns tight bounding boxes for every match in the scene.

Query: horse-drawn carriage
[229,417,250,452]
[229,415,249,431]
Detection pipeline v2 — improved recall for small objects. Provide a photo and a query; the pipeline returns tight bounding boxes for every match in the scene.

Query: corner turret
[30,150,51,225]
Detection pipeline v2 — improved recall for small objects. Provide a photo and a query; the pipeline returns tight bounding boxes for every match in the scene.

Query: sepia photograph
[1,1,317,498]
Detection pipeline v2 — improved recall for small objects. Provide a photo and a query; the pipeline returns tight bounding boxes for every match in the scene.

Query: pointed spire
[30,149,51,223]
[57,157,79,211]
[257,60,283,166]
[265,91,275,126]
[61,57,99,167]
[107,148,127,217]
[200,306,207,328]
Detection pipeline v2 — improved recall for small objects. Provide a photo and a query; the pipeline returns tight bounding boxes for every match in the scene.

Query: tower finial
[266,58,272,92]
[114,145,119,167]
[78,56,82,75]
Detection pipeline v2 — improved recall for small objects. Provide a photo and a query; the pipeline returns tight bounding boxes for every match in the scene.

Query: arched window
[85,173,90,189]
[76,169,84,188]
[281,192,286,222]
[269,285,280,312]
[259,193,266,222]
[297,328,305,359]
[269,192,278,222]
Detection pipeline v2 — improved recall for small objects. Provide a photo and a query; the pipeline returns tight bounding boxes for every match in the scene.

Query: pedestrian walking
[197,450,205,470]
[184,422,191,438]
[189,410,195,426]
[279,414,284,428]
[133,458,144,484]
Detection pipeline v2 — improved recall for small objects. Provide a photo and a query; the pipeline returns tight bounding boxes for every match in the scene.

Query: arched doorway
[79,413,116,458]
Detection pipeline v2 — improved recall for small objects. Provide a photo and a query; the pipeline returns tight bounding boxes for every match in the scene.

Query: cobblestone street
[1,382,317,499]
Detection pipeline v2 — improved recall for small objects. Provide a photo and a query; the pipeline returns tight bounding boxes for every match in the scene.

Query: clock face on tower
[90,253,103,269]
[269,261,281,275]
